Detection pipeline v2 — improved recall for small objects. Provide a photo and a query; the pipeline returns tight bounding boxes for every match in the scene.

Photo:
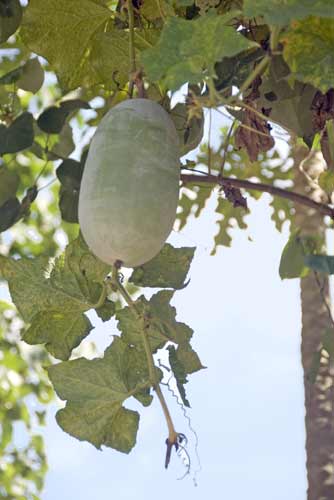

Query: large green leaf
[20,0,112,90]
[23,310,93,361]
[130,243,195,289]
[283,17,334,93]
[142,11,257,90]
[117,290,193,353]
[243,0,334,26]
[0,236,111,359]
[48,337,150,452]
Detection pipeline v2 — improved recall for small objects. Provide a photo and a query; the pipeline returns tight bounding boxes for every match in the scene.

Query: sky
[1,106,308,498]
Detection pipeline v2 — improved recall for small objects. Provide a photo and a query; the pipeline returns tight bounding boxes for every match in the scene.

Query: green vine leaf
[48,337,152,452]
[168,344,204,408]
[129,243,195,289]
[279,231,309,279]
[0,0,22,43]
[23,310,93,361]
[21,0,113,90]
[142,11,257,90]
[0,113,34,155]
[0,236,112,358]
[283,18,334,93]
[117,290,194,353]
[243,0,334,26]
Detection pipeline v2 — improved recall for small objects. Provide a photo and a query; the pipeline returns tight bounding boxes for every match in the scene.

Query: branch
[180,173,334,219]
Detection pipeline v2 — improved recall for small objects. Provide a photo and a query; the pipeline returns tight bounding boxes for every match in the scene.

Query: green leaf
[279,232,309,279]
[0,0,22,43]
[117,290,193,353]
[257,59,316,140]
[170,103,204,155]
[0,112,34,155]
[48,337,150,452]
[17,58,44,94]
[283,18,334,93]
[322,327,334,358]
[89,31,132,89]
[0,236,110,356]
[168,344,204,408]
[0,166,19,206]
[142,11,257,90]
[243,0,334,26]
[304,254,334,274]
[318,170,334,195]
[0,197,20,233]
[49,123,75,160]
[21,0,113,90]
[23,310,93,361]
[140,0,174,20]
[37,100,90,134]
[56,159,84,223]
[130,243,195,289]
[95,300,115,322]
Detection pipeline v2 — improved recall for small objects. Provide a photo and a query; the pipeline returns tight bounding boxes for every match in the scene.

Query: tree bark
[293,144,334,500]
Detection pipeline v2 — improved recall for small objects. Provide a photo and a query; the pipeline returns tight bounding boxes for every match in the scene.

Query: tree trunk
[293,144,334,500]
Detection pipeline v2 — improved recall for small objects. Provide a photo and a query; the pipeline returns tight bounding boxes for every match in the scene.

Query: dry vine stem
[180,173,334,219]
[111,264,180,468]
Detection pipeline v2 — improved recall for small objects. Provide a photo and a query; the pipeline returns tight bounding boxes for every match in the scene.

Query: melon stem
[111,266,179,454]
[127,0,136,98]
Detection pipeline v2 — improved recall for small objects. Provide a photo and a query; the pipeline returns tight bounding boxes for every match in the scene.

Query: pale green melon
[78,98,180,268]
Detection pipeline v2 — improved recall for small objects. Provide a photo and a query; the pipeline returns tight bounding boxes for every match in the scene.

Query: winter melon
[78,98,180,268]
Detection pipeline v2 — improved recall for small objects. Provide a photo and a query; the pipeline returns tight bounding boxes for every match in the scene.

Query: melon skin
[78,98,180,268]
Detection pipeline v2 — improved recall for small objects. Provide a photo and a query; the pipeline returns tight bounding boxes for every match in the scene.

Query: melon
[78,98,180,268]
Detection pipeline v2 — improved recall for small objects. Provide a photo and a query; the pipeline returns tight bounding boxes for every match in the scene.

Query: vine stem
[111,267,178,449]
[127,0,136,98]
[180,173,334,219]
